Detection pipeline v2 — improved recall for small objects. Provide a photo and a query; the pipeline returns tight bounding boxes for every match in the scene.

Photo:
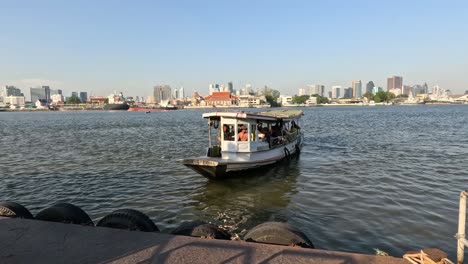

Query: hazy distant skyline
[1,0,467,97]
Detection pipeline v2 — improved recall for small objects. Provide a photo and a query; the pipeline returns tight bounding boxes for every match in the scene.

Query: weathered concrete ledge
[0,217,408,264]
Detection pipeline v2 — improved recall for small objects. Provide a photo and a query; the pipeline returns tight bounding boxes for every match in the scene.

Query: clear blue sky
[1,0,467,98]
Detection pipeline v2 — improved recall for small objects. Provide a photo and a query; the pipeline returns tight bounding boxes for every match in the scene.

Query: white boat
[183,110,304,179]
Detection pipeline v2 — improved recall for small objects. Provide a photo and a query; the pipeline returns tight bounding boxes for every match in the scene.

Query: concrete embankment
[0,217,407,264]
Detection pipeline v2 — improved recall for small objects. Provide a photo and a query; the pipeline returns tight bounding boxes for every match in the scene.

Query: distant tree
[374,91,395,103]
[104,98,109,104]
[265,95,279,107]
[263,88,281,107]
[363,92,374,101]
[66,95,81,104]
[311,94,329,104]
[292,95,310,104]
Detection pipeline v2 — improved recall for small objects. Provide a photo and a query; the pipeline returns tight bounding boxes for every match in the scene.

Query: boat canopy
[202,110,303,122]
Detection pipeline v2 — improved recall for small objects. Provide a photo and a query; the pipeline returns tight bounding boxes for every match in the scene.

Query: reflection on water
[192,159,300,235]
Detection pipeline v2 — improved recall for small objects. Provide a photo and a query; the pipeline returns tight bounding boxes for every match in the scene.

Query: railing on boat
[457,190,468,264]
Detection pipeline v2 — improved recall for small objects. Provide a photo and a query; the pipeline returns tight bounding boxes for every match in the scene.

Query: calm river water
[1,105,467,259]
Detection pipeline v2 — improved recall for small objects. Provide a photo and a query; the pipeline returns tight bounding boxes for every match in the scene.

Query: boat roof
[202,109,303,121]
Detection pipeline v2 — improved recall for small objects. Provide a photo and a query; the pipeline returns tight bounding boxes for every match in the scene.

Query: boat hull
[104,103,130,110]
[183,140,301,179]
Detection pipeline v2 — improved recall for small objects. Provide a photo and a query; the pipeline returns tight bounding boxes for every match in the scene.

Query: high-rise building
[343,87,353,98]
[228,82,233,94]
[71,92,78,97]
[2,86,24,97]
[153,85,172,103]
[209,84,220,95]
[352,80,362,98]
[387,76,403,92]
[30,86,50,103]
[307,84,325,96]
[80,92,88,103]
[365,81,375,95]
[298,88,307,96]
[50,89,62,95]
[331,86,341,98]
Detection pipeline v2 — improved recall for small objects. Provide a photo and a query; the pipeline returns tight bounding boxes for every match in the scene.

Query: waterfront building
[389,88,402,97]
[204,92,238,106]
[351,80,362,98]
[51,94,64,103]
[238,95,266,107]
[279,95,293,106]
[387,76,403,92]
[365,81,374,95]
[5,96,26,106]
[146,95,154,104]
[80,92,88,103]
[2,85,24,97]
[35,99,48,109]
[402,85,413,96]
[153,85,172,103]
[50,89,62,96]
[30,86,51,103]
[343,87,353,98]
[331,86,341,99]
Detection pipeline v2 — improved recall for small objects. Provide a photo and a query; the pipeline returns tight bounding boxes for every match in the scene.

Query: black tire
[284,148,291,161]
[96,209,159,232]
[244,222,314,248]
[0,202,34,219]
[35,203,93,225]
[171,220,231,239]
[295,144,301,155]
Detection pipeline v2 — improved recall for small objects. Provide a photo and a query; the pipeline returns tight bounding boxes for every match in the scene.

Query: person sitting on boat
[223,125,234,141]
[238,126,248,141]
[270,126,281,145]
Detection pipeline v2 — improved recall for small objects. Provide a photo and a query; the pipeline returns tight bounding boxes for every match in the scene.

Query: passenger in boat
[224,125,234,141]
[218,124,234,141]
[262,127,271,145]
[238,126,248,141]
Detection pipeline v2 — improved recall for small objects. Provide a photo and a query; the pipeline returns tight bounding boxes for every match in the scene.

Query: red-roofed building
[204,92,238,106]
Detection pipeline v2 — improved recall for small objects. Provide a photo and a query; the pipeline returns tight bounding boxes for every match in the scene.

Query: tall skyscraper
[365,81,375,95]
[298,88,307,96]
[228,82,233,94]
[331,86,341,98]
[343,87,353,98]
[153,85,172,103]
[387,76,403,91]
[209,84,220,95]
[352,80,362,98]
[80,92,88,103]
[50,89,62,95]
[307,84,325,96]
[2,86,24,97]
[30,86,51,103]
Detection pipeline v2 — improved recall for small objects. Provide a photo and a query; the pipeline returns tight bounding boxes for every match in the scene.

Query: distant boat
[105,92,130,110]
[183,110,304,179]
[104,103,130,110]
[128,105,177,112]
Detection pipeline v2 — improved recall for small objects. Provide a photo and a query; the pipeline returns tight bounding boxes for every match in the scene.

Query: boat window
[221,124,235,141]
[236,123,249,141]
[250,124,256,141]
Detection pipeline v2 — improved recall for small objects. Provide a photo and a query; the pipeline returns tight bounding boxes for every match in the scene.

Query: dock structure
[0,217,408,264]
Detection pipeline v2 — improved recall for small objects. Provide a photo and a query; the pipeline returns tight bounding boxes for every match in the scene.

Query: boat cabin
[203,110,303,158]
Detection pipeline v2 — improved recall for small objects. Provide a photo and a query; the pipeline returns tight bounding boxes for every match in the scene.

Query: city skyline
[1,1,468,96]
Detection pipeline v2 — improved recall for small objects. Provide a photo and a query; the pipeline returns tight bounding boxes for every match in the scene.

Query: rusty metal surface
[0,217,408,264]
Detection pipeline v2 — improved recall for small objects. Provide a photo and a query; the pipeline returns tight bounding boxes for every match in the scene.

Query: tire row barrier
[0,201,314,248]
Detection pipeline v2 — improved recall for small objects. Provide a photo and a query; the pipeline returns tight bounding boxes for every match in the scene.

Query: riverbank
[0,217,408,264]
